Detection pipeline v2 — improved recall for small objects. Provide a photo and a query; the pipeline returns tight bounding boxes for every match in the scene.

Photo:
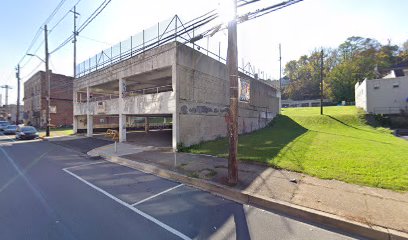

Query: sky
[0,0,407,105]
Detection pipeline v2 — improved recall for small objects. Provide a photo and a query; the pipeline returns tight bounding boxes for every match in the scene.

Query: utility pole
[227,0,238,185]
[279,43,282,90]
[320,49,324,115]
[16,65,20,124]
[44,24,50,136]
[71,6,80,77]
[1,85,12,106]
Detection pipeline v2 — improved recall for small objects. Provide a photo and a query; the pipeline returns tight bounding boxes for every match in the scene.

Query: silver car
[0,121,10,131]
[3,125,17,135]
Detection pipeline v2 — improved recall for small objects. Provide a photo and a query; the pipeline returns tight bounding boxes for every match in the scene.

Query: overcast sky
[0,0,407,105]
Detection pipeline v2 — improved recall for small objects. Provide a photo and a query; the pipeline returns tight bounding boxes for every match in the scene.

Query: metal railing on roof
[76,13,272,82]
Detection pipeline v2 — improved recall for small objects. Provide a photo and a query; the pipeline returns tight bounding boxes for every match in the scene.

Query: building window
[373,84,380,90]
[393,83,399,88]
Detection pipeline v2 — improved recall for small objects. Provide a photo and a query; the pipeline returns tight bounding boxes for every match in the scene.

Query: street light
[26,53,45,63]
[27,49,51,137]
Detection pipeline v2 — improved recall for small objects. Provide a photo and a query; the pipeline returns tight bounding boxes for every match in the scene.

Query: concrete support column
[86,87,93,137]
[144,117,149,132]
[73,116,78,134]
[87,115,93,137]
[119,78,126,142]
[119,114,126,142]
[172,59,179,151]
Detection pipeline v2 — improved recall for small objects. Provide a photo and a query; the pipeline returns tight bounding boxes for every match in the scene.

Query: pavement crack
[289,175,305,202]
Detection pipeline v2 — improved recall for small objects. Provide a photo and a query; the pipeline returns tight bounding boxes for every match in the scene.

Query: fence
[76,13,271,81]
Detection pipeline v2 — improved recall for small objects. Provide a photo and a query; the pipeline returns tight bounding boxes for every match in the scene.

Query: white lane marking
[63,168,191,240]
[131,184,184,206]
[63,160,105,170]
[4,134,16,142]
[112,171,139,177]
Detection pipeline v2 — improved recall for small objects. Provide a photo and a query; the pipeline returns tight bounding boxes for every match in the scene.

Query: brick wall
[50,72,74,126]
[24,71,73,127]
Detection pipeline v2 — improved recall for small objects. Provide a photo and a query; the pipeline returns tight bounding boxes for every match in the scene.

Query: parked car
[0,121,10,131]
[3,125,17,135]
[16,126,39,140]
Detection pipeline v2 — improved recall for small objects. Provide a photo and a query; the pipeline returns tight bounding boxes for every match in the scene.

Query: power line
[237,0,261,7]
[50,0,83,32]
[44,0,69,26]
[245,0,303,21]
[20,39,45,69]
[17,0,69,65]
[21,61,43,80]
[78,35,112,46]
[50,0,112,54]
[77,0,111,33]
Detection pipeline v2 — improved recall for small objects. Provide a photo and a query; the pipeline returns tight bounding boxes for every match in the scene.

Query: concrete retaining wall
[175,43,279,147]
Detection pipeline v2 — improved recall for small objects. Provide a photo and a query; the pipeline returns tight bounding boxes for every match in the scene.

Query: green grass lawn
[182,106,408,191]
[38,127,74,137]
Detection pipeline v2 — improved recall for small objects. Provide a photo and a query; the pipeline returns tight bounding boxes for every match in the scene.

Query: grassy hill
[182,106,408,191]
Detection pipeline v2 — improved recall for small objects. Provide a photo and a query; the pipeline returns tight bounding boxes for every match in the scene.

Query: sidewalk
[89,142,408,240]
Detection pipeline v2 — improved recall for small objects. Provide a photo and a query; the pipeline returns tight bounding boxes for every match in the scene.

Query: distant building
[0,104,24,123]
[355,72,408,114]
[282,98,330,108]
[24,71,74,127]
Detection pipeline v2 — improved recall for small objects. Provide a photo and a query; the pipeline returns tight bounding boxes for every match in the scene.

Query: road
[0,134,363,240]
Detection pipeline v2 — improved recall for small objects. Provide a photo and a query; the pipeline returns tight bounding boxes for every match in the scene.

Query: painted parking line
[62,168,191,240]
[131,183,184,206]
[62,160,106,170]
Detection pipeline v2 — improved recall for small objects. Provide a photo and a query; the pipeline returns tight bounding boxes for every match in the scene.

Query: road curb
[101,154,408,240]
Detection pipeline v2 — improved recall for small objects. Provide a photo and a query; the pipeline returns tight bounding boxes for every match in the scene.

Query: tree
[284,36,406,103]
[338,36,380,60]
[283,53,321,100]
[397,39,408,62]
[326,60,358,102]
[283,49,336,100]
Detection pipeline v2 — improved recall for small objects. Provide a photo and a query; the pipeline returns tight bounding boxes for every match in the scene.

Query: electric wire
[78,35,112,45]
[50,0,82,32]
[17,0,69,65]
[246,0,303,20]
[20,61,44,80]
[50,0,112,54]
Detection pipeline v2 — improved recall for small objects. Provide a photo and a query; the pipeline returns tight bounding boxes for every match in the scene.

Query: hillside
[182,106,408,191]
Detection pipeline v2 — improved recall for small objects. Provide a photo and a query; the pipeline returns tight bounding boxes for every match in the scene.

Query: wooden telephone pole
[71,6,80,77]
[16,65,21,124]
[44,24,50,136]
[279,43,282,90]
[227,0,238,185]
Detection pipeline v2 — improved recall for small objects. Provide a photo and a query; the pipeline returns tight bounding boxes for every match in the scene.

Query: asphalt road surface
[0,135,364,240]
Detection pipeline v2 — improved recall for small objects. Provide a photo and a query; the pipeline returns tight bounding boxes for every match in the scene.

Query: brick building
[24,71,74,128]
